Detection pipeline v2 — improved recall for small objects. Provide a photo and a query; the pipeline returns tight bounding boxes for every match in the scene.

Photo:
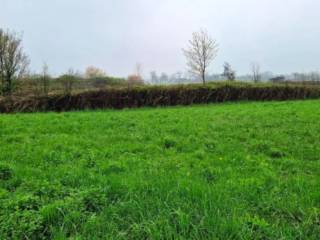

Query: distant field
[0,100,319,239]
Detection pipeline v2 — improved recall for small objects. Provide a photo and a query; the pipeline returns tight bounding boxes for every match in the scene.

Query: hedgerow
[1,84,320,113]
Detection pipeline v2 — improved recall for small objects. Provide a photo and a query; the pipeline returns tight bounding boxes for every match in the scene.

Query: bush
[0,84,320,113]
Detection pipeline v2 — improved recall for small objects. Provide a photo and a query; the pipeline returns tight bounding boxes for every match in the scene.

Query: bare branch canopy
[251,62,261,83]
[0,29,29,95]
[183,30,219,85]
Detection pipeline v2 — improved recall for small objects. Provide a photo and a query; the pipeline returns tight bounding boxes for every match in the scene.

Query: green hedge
[1,85,320,113]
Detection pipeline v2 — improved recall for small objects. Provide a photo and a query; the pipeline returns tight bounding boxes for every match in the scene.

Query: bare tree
[85,66,106,79]
[127,63,145,88]
[0,29,29,95]
[251,62,261,83]
[59,68,77,95]
[171,72,184,84]
[222,62,236,81]
[40,62,50,96]
[127,74,144,87]
[183,29,218,85]
[159,72,169,85]
[135,63,143,79]
[150,71,159,85]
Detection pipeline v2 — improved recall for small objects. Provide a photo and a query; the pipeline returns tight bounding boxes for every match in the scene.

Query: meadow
[0,100,319,239]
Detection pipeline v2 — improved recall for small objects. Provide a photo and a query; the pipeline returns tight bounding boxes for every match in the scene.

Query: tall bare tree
[251,62,261,83]
[183,29,218,85]
[0,29,29,95]
[40,62,50,96]
[135,63,143,79]
[150,71,159,85]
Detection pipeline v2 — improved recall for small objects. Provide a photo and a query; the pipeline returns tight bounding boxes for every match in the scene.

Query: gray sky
[1,0,320,77]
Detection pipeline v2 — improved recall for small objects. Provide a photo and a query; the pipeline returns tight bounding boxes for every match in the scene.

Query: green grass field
[0,100,319,239]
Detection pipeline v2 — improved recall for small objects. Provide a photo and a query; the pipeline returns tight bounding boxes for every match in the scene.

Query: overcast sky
[1,0,320,77]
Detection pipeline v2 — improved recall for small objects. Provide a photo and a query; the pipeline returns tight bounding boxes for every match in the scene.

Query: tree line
[1,28,320,97]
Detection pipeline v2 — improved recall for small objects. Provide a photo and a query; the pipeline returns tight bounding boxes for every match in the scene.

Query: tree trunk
[4,76,12,95]
[202,71,206,85]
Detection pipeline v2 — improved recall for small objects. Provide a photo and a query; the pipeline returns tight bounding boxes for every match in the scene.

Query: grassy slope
[0,100,319,239]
